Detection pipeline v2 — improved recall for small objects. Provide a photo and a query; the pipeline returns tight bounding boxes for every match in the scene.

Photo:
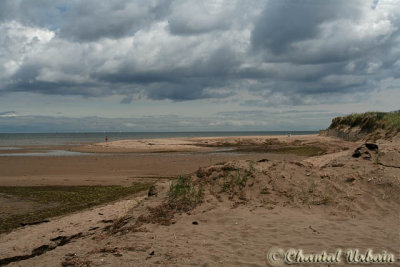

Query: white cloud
[0,21,55,79]
[0,0,400,131]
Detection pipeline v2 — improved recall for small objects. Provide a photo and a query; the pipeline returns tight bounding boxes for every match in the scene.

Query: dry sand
[0,134,399,266]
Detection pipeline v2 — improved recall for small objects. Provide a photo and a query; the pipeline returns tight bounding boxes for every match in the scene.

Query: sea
[0,131,318,146]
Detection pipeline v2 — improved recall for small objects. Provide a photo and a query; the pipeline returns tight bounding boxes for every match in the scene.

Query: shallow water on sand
[0,150,91,157]
[0,147,22,150]
[0,131,317,146]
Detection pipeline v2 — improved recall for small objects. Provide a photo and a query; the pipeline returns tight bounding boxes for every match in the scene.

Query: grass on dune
[0,183,151,234]
[329,111,400,133]
[168,176,203,209]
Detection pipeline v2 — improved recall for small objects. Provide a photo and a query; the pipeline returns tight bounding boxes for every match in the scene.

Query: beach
[0,134,347,187]
[0,133,399,266]
[0,134,328,186]
[2,1,400,265]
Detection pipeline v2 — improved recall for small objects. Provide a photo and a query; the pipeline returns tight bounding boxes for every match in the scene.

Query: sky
[1,0,400,132]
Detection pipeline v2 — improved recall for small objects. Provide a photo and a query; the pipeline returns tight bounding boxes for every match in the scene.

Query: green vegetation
[221,170,248,191]
[0,184,151,233]
[169,176,203,206]
[131,176,203,227]
[375,153,380,165]
[221,162,254,193]
[329,111,400,133]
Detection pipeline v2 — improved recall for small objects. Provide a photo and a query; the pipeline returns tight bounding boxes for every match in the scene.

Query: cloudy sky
[1,0,400,132]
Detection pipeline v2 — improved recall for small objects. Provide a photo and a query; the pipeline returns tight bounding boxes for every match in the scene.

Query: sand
[0,134,399,266]
[72,134,352,153]
[0,152,305,187]
[0,134,352,187]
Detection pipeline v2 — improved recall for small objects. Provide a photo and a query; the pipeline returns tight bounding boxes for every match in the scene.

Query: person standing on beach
[105,136,108,143]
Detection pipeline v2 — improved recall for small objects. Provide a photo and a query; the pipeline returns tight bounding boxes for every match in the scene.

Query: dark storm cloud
[145,82,233,101]
[90,46,241,101]
[168,18,228,36]
[0,0,172,41]
[0,1,12,21]
[243,0,400,103]
[58,0,172,41]
[251,0,400,67]
[0,0,399,106]
[4,63,103,96]
[251,0,362,55]
[167,2,230,36]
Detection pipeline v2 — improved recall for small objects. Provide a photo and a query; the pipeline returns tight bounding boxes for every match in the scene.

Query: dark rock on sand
[147,185,158,197]
[352,149,361,158]
[352,143,378,159]
[365,143,379,151]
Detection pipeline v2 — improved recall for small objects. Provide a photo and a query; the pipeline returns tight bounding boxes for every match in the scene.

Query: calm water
[0,150,92,157]
[0,131,318,146]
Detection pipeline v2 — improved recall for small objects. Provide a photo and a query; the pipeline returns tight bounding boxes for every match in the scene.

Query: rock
[192,221,199,225]
[352,145,374,159]
[365,143,379,151]
[352,149,361,158]
[20,219,50,226]
[147,185,158,197]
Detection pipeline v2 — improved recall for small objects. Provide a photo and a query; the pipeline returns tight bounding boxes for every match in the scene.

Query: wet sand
[0,152,304,186]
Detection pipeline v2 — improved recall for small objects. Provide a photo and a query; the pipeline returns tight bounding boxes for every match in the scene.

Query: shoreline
[0,134,325,154]
[69,134,335,153]
[0,131,319,148]
[0,134,355,187]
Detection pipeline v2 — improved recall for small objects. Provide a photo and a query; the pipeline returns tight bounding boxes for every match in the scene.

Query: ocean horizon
[0,131,318,146]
